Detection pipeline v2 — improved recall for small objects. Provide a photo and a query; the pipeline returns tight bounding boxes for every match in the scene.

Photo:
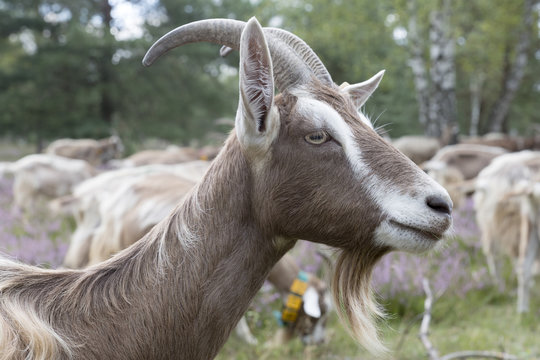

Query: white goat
[119,146,201,167]
[474,150,540,312]
[45,135,123,166]
[504,176,540,313]
[461,132,540,152]
[423,144,508,208]
[52,161,210,269]
[4,154,97,210]
[391,135,441,165]
[0,18,452,359]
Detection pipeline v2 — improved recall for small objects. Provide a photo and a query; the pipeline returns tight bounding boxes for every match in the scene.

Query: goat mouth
[389,220,444,242]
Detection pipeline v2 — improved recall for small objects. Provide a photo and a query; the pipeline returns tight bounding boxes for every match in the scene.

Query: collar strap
[276,270,309,326]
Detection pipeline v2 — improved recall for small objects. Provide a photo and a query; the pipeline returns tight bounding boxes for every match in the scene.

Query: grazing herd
[0,16,537,359]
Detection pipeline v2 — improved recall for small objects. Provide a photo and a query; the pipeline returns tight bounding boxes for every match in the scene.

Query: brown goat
[59,168,331,345]
[0,18,452,359]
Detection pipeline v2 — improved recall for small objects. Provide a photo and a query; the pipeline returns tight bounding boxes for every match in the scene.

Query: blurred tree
[1,0,538,149]
[389,0,540,137]
[485,0,538,133]
[275,0,422,137]
[406,0,458,141]
[0,0,256,150]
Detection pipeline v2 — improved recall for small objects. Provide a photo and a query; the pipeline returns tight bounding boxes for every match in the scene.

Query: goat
[423,144,508,208]
[45,135,123,166]
[266,252,331,345]
[391,135,441,165]
[83,172,197,267]
[236,252,331,346]
[51,162,210,269]
[503,176,540,313]
[3,154,97,210]
[461,132,540,152]
[234,252,331,346]
[0,18,452,359]
[474,151,540,299]
[119,146,201,167]
[111,146,221,168]
[60,168,331,345]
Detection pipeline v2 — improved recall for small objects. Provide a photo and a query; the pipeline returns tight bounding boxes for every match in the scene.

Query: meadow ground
[0,142,539,360]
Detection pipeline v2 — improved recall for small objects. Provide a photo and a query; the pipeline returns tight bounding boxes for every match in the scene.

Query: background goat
[461,133,540,152]
[2,154,97,210]
[118,146,201,167]
[423,144,508,208]
[391,135,441,165]
[474,150,540,306]
[0,18,451,359]
[45,135,123,167]
[51,162,209,268]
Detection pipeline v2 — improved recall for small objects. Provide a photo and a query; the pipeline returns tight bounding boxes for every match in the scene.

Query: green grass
[217,283,540,360]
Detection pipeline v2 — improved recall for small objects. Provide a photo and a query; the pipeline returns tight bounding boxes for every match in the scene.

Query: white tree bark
[420,279,518,360]
[407,0,431,130]
[428,0,457,139]
[407,0,458,140]
[419,279,439,360]
[488,0,537,133]
[469,73,484,136]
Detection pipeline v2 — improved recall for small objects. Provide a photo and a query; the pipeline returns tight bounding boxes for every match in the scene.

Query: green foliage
[0,0,247,147]
[0,0,538,145]
[276,0,422,136]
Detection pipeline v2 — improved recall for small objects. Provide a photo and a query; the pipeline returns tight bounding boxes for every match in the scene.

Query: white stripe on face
[294,96,371,178]
[294,95,452,251]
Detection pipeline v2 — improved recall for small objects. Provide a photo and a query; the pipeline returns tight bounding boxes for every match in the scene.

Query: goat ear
[343,70,385,109]
[236,17,277,152]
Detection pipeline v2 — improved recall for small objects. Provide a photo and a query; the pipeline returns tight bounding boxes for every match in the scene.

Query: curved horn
[218,28,333,86]
[143,18,333,91]
[265,27,333,85]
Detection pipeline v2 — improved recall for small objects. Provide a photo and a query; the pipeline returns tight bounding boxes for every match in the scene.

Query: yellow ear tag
[290,278,308,295]
[282,308,298,323]
[285,294,303,311]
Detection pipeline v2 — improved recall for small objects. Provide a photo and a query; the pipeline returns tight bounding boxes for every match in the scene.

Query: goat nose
[426,195,452,215]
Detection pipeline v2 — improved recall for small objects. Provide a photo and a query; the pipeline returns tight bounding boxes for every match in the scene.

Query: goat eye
[305,131,329,145]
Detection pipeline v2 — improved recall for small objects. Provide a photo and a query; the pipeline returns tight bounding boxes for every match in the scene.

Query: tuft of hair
[0,258,73,360]
[331,247,388,356]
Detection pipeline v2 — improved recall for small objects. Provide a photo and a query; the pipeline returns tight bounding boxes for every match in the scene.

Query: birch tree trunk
[469,73,484,136]
[407,0,431,131]
[407,0,458,141]
[488,0,537,133]
[428,0,458,140]
[100,0,115,126]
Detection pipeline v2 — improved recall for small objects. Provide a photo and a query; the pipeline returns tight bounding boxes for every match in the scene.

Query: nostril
[426,195,452,215]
